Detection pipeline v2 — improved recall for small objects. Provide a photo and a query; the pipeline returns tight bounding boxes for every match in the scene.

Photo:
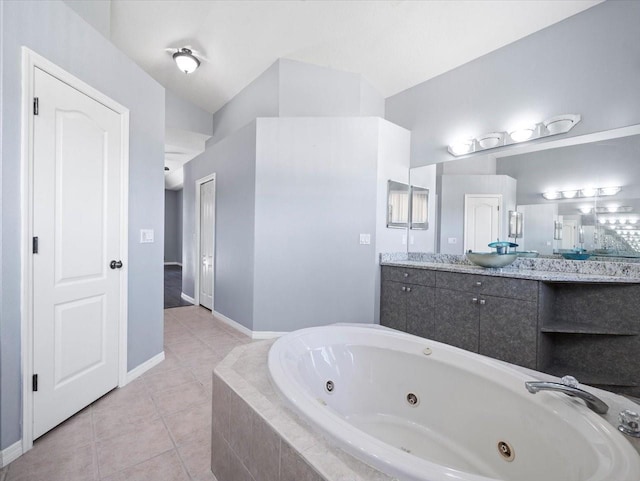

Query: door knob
[110,260,123,269]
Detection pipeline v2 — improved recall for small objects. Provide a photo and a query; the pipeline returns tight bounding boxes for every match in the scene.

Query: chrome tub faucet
[525,376,609,415]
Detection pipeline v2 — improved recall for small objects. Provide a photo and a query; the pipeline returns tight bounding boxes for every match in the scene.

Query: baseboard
[181,292,195,304]
[0,440,23,467]
[164,262,182,266]
[213,310,287,340]
[123,351,165,385]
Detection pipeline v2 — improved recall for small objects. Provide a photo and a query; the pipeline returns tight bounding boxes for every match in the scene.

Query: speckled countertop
[381,253,640,284]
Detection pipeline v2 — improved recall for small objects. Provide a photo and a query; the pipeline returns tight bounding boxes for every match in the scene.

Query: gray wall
[62,0,110,38]
[385,1,640,168]
[279,59,384,118]
[164,190,183,263]
[182,122,257,329]
[253,118,381,332]
[210,59,385,145]
[166,89,213,136]
[1,0,165,449]
[210,62,279,144]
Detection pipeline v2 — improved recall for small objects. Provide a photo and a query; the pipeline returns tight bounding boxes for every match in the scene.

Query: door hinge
[32,374,38,392]
[32,236,39,254]
[33,97,39,116]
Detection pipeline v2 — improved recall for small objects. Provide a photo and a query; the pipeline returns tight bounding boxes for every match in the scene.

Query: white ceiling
[110,0,600,115]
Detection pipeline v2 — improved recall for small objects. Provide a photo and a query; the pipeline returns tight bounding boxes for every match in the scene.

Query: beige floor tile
[101,450,189,481]
[96,418,173,477]
[91,379,148,413]
[7,442,97,481]
[169,339,211,361]
[164,401,212,446]
[92,394,159,442]
[142,349,183,376]
[144,366,196,394]
[152,381,209,416]
[176,428,212,479]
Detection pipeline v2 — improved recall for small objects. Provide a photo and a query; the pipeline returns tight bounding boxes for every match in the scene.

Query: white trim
[213,310,287,340]
[194,173,216,309]
[164,262,182,267]
[181,292,195,304]
[123,351,165,384]
[0,441,23,468]
[20,47,130,452]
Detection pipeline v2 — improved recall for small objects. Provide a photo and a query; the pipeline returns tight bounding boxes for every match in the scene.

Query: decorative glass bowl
[466,252,518,268]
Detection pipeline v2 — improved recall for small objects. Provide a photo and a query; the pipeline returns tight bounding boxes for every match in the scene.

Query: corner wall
[182,122,257,330]
[1,0,165,449]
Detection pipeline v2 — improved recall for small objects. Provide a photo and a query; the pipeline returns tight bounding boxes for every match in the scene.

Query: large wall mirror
[408,124,640,259]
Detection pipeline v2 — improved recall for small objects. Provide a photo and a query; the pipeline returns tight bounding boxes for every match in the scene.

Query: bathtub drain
[497,441,515,462]
[325,380,335,393]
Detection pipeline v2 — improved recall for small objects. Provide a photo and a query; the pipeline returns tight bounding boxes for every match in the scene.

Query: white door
[464,195,502,252]
[32,68,123,438]
[199,179,215,310]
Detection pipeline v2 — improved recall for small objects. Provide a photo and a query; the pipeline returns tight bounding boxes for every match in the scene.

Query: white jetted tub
[268,325,640,481]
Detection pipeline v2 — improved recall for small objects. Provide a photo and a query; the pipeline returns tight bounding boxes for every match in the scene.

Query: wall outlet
[359,233,371,245]
[448,237,457,244]
[140,229,154,243]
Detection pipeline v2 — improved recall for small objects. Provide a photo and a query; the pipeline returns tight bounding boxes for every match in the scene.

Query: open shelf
[540,323,638,336]
[543,364,639,388]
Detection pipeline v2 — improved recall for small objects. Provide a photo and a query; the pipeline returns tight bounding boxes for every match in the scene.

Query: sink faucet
[525,376,609,414]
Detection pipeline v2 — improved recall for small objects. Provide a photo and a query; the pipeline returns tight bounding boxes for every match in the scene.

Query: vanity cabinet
[380,267,435,338]
[433,272,538,369]
[380,264,640,396]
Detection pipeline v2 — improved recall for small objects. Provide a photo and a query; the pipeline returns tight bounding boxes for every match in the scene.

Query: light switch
[359,233,371,245]
[448,237,457,244]
[140,229,154,243]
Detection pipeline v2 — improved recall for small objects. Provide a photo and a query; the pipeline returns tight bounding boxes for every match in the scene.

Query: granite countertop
[380,253,640,284]
[381,259,640,283]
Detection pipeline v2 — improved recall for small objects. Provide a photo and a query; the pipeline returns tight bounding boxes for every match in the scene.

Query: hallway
[1,307,250,481]
[164,266,193,309]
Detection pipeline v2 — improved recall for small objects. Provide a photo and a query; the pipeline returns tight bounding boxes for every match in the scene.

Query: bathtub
[268,325,640,481]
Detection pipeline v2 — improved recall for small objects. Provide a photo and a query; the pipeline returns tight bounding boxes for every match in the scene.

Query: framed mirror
[409,124,640,259]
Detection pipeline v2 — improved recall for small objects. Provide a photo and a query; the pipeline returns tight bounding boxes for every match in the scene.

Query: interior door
[32,67,123,438]
[199,179,215,310]
[562,220,578,249]
[464,195,501,252]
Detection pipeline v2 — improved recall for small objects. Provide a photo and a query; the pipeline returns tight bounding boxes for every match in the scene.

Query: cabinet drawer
[435,271,537,301]
[382,266,435,286]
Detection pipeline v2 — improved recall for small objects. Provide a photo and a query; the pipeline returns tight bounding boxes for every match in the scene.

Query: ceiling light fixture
[447,114,581,156]
[173,48,200,74]
[541,185,621,201]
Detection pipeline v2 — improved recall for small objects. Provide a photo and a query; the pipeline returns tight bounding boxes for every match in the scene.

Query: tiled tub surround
[214,333,640,481]
[380,253,640,282]
[211,341,394,481]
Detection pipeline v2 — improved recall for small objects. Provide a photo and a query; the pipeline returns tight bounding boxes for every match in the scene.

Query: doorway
[21,49,129,449]
[464,194,502,252]
[195,174,216,310]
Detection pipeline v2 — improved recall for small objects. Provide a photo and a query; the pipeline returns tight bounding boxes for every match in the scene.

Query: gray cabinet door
[434,288,479,352]
[479,296,537,369]
[406,286,435,339]
[381,281,406,331]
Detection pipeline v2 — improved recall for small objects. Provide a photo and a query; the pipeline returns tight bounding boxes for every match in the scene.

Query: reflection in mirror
[409,126,640,259]
[387,180,409,229]
[508,210,523,240]
[410,186,429,230]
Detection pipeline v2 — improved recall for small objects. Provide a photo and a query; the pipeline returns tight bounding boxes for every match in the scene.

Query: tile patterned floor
[1,306,251,481]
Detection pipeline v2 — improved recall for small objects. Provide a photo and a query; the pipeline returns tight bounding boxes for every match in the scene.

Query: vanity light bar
[542,186,622,201]
[448,114,581,157]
